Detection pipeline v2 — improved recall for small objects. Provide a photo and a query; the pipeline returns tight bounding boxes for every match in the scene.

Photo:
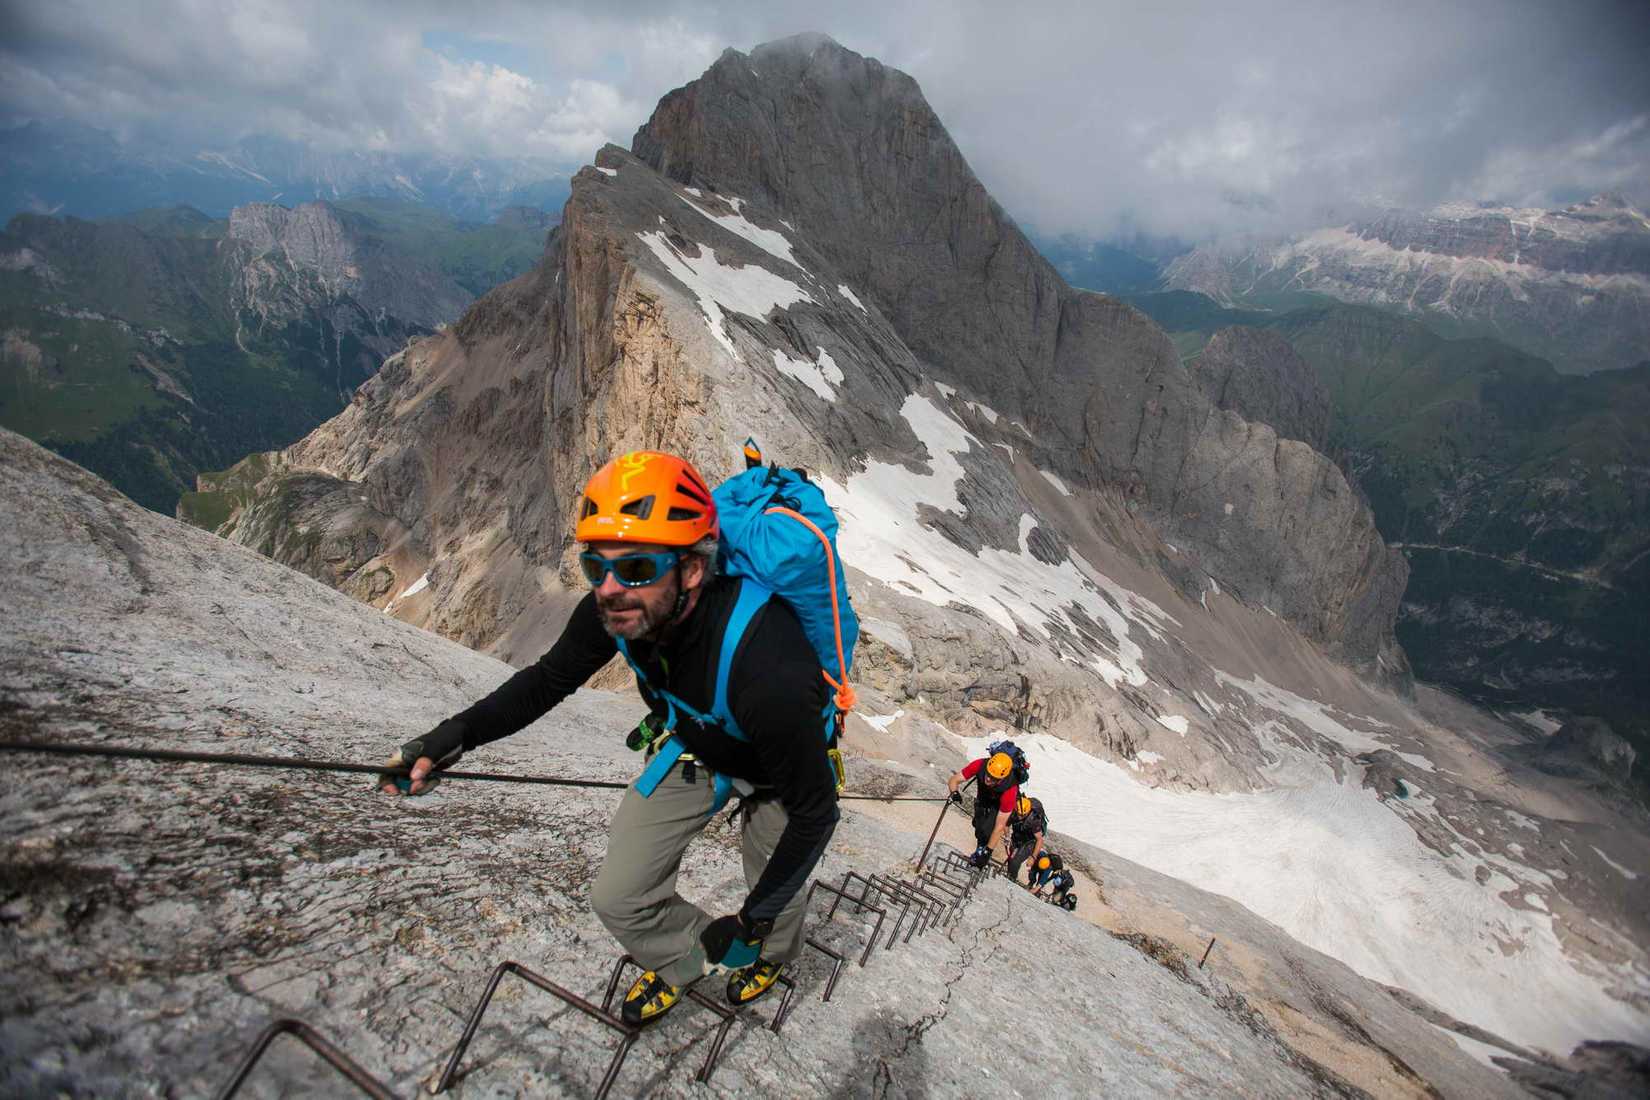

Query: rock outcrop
[226,201,472,327]
[1536,718,1639,788]
[1192,326,1331,450]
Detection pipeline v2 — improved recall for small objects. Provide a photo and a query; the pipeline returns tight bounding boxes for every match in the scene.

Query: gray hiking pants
[589,756,810,988]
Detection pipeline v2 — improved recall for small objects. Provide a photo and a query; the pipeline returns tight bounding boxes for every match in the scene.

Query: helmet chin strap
[668,562,692,621]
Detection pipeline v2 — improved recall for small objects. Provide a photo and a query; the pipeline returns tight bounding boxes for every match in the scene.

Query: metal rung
[897,877,956,934]
[601,956,736,1085]
[803,937,848,1002]
[869,874,940,941]
[766,972,800,1033]
[216,1018,395,1100]
[806,880,887,968]
[919,863,975,906]
[434,960,651,1098]
[835,871,913,950]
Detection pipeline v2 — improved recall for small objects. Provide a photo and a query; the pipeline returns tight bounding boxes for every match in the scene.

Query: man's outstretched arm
[381,593,616,794]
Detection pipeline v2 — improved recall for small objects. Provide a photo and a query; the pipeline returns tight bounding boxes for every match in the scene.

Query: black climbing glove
[700,913,770,972]
[948,790,964,805]
[378,719,466,795]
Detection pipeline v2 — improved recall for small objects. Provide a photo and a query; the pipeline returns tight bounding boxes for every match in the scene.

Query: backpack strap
[762,505,856,718]
[615,636,717,731]
[617,582,771,814]
[710,578,774,741]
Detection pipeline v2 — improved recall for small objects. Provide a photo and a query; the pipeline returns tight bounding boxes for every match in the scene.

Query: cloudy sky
[4,0,1647,239]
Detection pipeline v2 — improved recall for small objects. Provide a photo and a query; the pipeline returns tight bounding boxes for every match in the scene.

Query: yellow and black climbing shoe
[726,959,783,1006]
[620,970,681,1027]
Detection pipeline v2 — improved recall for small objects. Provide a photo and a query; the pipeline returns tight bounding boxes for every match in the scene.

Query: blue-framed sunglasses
[579,549,680,588]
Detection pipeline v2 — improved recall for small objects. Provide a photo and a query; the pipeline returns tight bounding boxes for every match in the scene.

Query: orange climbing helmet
[985,752,1014,782]
[1016,794,1032,816]
[576,451,718,546]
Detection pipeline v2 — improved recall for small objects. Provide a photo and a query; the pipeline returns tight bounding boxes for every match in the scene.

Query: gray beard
[596,578,678,641]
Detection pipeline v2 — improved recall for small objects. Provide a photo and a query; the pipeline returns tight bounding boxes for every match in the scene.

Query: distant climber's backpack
[987,738,1031,786]
[620,438,857,810]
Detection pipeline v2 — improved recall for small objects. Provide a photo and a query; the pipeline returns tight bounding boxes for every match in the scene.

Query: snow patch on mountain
[1040,469,1073,496]
[1217,670,1435,771]
[383,572,429,614]
[771,346,843,401]
[962,731,1647,1055]
[837,283,867,312]
[679,193,800,269]
[636,231,813,359]
[821,393,1172,688]
[1593,847,1641,881]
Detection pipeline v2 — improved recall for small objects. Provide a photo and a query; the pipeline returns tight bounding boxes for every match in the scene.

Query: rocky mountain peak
[224,199,470,331]
[1192,327,1331,451]
[201,38,1414,694]
[633,37,1405,667]
[634,35,1056,424]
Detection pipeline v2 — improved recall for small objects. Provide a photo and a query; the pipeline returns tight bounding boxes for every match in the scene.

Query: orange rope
[764,506,856,712]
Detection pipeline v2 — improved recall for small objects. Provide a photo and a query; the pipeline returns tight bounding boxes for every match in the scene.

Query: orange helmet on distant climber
[1037,855,1051,870]
[1016,795,1032,816]
[576,451,718,546]
[985,752,1014,782]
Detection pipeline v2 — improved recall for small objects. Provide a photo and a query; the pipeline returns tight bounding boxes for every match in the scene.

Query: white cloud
[3,1,1646,235]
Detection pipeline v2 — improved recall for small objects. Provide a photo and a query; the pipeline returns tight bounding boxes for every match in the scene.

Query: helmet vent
[667,507,702,521]
[676,479,711,506]
[619,495,655,520]
[581,498,598,518]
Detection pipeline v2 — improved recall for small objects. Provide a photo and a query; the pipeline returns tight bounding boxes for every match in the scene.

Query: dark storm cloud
[3,0,1646,237]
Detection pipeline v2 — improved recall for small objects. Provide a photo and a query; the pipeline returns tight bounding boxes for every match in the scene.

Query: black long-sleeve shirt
[445,576,838,925]
[1009,799,1048,847]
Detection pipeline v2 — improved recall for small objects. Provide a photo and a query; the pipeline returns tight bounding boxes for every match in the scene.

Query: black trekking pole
[916,775,975,871]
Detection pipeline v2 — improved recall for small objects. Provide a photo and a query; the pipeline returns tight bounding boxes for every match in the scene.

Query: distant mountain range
[1,120,573,223]
[1162,195,1650,374]
[0,197,549,512]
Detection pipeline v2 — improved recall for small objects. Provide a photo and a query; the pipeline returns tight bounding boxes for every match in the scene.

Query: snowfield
[963,732,1649,1055]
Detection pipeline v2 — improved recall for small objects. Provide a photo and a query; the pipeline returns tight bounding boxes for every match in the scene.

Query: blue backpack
[621,439,858,811]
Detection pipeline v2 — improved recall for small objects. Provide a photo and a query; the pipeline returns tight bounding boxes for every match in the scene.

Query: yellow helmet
[985,752,1013,781]
[1016,795,1032,816]
[1037,855,1051,870]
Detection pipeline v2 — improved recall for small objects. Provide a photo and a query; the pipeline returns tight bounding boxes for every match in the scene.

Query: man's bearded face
[587,544,684,640]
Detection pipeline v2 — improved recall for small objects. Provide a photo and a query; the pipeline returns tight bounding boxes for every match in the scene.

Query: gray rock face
[631,34,1405,667]
[1193,326,1331,450]
[226,200,473,332]
[1537,718,1639,787]
[1499,1039,1650,1099]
